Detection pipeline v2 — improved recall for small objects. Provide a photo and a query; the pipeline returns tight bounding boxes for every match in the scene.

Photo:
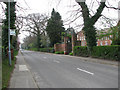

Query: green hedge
[73,45,120,60]
[28,48,55,53]
[55,51,64,54]
[73,46,89,57]
[29,48,38,51]
[92,45,119,60]
[39,48,55,53]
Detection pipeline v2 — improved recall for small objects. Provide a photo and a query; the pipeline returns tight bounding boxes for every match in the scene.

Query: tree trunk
[77,1,106,54]
[37,31,41,51]
[83,25,97,54]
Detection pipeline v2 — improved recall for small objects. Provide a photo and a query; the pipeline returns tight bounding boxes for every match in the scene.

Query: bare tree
[23,13,48,50]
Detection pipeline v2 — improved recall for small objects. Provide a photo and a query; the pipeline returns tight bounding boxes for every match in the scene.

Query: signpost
[10,29,16,36]
[8,0,11,66]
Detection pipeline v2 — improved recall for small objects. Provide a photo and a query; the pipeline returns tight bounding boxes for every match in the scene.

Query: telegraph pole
[8,0,11,66]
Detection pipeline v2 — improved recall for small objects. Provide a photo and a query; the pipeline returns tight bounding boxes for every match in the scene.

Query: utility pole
[8,0,11,66]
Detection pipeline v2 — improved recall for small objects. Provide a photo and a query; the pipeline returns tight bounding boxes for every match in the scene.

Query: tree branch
[91,1,106,25]
[105,4,120,10]
[77,2,90,23]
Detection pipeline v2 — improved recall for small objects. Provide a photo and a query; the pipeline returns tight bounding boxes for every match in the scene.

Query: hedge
[73,45,120,60]
[73,46,89,57]
[55,51,64,54]
[39,48,55,53]
[92,45,119,60]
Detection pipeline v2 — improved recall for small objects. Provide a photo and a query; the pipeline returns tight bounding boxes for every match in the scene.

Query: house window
[100,41,103,46]
[80,37,81,41]
[82,37,83,41]
[106,37,107,40]
[84,36,85,40]
[110,40,112,44]
[97,42,98,46]
[105,41,108,45]
[77,35,79,39]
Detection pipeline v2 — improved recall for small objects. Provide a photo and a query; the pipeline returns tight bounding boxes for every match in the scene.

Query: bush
[69,52,73,56]
[39,48,55,53]
[73,45,120,60]
[28,48,55,53]
[55,51,64,54]
[73,46,89,57]
[92,45,119,60]
[29,48,38,51]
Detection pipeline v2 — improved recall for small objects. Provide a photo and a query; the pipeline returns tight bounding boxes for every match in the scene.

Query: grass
[2,49,18,89]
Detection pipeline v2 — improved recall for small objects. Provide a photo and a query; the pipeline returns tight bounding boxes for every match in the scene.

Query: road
[21,50,118,88]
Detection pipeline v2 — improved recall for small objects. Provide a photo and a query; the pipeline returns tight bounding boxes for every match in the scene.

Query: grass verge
[2,50,18,89]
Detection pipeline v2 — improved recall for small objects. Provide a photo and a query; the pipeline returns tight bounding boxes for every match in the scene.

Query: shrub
[55,51,64,54]
[28,48,55,53]
[69,52,73,56]
[92,45,119,60]
[55,52,59,54]
[73,45,120,60]
[29,48,38,51]
[73,46,89,57]
[40,48,55,53]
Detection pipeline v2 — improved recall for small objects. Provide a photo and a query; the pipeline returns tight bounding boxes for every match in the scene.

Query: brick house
[77,30,112,46]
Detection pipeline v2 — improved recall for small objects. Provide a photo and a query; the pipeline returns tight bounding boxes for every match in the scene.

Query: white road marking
[43,57,47,59]
[19,65,29,71]
[77,68,94,75]
[54,60,60,63]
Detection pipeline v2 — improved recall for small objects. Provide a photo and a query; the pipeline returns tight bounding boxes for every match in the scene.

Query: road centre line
[43,57,47,59]
[53,60,60,63]
[77,68,94,75]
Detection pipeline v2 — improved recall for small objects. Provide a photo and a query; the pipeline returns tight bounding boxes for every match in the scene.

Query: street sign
[10,29,16,36]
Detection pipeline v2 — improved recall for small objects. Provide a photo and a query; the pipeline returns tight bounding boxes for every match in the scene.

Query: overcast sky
[0,0,120,43]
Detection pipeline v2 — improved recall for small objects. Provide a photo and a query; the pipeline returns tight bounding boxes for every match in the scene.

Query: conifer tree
[46,8,65,47]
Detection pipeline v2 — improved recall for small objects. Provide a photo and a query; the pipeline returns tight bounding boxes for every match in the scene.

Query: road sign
[10,29,16,36]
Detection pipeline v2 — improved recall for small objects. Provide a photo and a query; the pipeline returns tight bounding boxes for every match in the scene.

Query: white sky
[0,0,120,43]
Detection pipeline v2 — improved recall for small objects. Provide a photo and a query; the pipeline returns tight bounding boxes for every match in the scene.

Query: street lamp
[8,0,11,66]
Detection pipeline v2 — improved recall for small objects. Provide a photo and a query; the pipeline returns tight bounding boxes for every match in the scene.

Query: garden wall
[54,43,65,52]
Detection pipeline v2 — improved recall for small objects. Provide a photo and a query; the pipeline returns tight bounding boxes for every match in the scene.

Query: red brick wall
[54,44,65,52]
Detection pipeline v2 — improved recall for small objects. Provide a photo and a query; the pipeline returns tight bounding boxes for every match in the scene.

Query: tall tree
[46,8,65,47]
[2,2,16,58]
[23,13,48,50]
[76,0,106,54]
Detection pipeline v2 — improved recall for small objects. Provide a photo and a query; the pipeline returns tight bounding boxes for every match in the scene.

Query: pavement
[9,50,118,88]
[9,51,39,88]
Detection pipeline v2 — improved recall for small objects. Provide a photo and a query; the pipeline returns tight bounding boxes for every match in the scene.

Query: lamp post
[8,0,11,66]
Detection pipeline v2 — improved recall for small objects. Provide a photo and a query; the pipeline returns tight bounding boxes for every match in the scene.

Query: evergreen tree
[2,2,16,58]
[46,8,65,47]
